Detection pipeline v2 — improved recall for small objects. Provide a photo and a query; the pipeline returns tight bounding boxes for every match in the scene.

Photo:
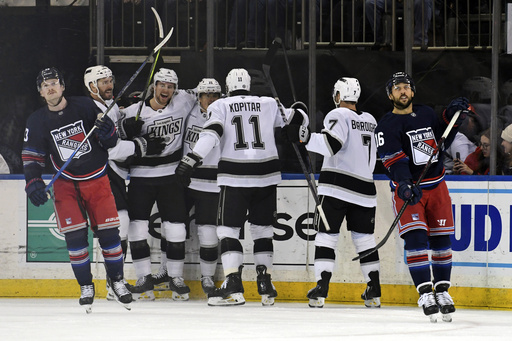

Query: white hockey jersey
[93,99,134,179]
[183,103,220,193]
[306,107,377,207]
[193,95,295,187]
[121,89,197,178]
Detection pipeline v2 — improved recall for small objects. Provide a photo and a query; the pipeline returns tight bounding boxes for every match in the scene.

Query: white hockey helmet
[225,68,251,94]
[197,78,221,97]
[83,65,114,94]
[153,68,178,88]
[333,77,361,105]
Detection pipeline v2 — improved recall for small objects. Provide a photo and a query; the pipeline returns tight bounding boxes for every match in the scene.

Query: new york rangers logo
[406,127,438,165]
[147,116,183,145]
[51,121,91,161]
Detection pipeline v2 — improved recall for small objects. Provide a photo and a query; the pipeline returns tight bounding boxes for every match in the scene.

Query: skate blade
[442,313,452,322]
[429,314,438,323]
[82,304,92,314]
[154,282,170,291]
[106,293,116,301]
[308,297,325,308]
[261,295,275,306]
[172,292,190,301]
[116,301,132,311]
[208,293,246,306]
[364,297,381,308]
[131,290,155,301]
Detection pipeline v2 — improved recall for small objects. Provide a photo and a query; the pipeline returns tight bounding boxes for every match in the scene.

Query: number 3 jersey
[22,96,109,182]
[193,95,295,188]
[375,104,451,190]
[306,107,377,208]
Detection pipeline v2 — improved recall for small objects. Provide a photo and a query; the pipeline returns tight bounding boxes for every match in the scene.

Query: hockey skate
[361,271,381,308]
[112,279,133,311]
[256,265,278,306]
[417,283,440,323]
[169,277,191,301]
[151,265,170,291]
[106,277,115,301]
[307,271,332,308]
[126,274,155,301]
[207,266,245,306]
[201,276,216,295]
[435,282,455,322]
[79,283,95,314]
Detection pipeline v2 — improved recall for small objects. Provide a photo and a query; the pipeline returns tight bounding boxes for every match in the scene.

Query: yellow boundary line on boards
[1,280,511,310]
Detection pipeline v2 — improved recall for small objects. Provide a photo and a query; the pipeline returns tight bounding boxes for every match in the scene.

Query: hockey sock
[253,238,274,270]
[166,241,185,277]
[65,229,93,286]
[200,246,218,277]
[430,235,453,284]
[359,250,380,283]
[96,228,124,281]
[314,246,336,281]
[220,237,244,276]
[130,240,152,278]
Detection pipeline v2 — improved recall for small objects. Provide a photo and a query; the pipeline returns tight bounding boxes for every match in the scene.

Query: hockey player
[282,78,381,308]
[22,67,132,313]
[83,65,165,300]
[176,68,308,306]
[375,71,469,322]
[122,68,197,301]
[181,78,222,295]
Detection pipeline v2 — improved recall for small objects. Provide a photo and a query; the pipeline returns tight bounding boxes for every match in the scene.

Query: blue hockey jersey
[22,96,110,183]
[375,104,456,189]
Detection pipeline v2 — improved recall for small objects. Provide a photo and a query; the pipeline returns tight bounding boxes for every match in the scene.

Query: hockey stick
[135,7,164,121]
[262,39,331,231]
[274,37,317,193]
[44,26,174,194]
[352,110,461,261]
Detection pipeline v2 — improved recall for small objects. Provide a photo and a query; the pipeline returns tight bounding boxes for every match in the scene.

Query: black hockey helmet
[386,71,415,96]
[37,67,64,91]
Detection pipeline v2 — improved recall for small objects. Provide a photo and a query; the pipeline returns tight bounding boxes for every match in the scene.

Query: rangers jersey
[93,99,134,179]
[183,102,220,193]
[22,96,109,182]
[121,89,196,178]
[193,95,295,187]
[375,104,454,189]
[306,107,377,208]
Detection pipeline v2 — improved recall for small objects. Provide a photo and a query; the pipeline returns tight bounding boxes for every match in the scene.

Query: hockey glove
[94,115,118,149]
[281,124,310,144]
[443,97,469,126]
[120,116,144,140]
[396,179,422,205]
[289,101,309,125]
[133,134,166,157]
[25,178,48,207]
[175,153,202,187]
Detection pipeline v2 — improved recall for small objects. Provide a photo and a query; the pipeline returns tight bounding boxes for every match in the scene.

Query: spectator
[501,124,512,175]
[444,131,477,175]
[365,0,433,47]
[453,129,505,175]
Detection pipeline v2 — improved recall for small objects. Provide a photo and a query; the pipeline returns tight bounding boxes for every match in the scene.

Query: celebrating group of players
[22,63,469,321]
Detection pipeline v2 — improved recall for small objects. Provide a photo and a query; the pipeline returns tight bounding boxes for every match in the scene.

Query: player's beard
[392,96,413,110]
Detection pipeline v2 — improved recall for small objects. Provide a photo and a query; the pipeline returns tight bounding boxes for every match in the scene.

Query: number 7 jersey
[307,107,377,207]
